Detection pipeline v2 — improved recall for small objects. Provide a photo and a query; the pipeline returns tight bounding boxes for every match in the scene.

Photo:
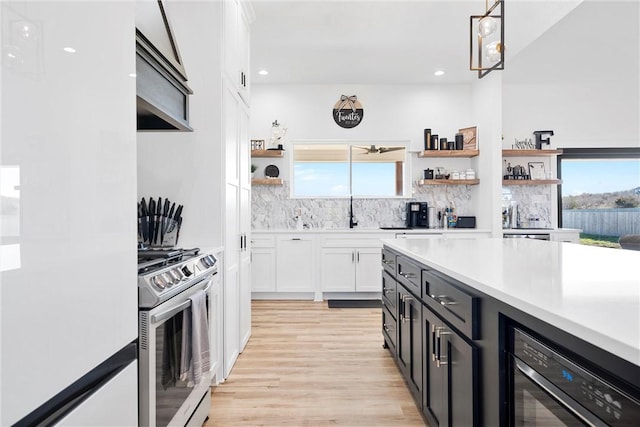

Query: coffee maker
[406,202,429,228]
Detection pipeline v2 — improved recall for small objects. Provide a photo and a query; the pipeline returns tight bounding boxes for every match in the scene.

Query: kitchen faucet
[349,196,358,228]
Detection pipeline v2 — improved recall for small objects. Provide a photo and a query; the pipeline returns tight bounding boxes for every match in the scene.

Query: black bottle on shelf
[423,129,431,151]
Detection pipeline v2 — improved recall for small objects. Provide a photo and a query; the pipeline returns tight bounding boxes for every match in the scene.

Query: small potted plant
[251,164,257,179]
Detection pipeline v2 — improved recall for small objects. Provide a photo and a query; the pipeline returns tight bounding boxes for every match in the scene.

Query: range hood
[136,1,192,131]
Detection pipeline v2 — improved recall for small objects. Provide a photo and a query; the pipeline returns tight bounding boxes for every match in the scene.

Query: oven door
[139,274,213,427]
[511,356,606,427]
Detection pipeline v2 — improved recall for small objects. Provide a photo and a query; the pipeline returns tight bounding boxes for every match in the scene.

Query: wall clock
[265,164,280,178]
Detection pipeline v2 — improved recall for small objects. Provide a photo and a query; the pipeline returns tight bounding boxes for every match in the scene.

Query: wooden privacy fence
[562,208,640,237]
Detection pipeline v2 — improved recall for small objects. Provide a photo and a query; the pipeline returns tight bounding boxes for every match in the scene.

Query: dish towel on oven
[179,289,210,385]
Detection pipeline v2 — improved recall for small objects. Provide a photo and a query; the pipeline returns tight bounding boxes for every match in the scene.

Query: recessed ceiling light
[63,47,76,53]
[258,69,269,76]
[434,70,445,76]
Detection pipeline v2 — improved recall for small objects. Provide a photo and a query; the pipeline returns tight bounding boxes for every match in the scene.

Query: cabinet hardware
[400,314,406,324]
[400,272,416,279]
[291,238,301,241]
[352,251,355,263]
[383,324,394,333]
[436,328,451,367]
[431,324,437,361]
[431,294,457,306]
[383,287,392,294]
[356,251,360,262]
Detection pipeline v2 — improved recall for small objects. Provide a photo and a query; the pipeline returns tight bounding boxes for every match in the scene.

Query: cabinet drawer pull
[291,238,301,240]
[383,287,392,294]
[400,272,416,279]
[431,294,457,306]
[400,314,406,324]
[383,324,394,333]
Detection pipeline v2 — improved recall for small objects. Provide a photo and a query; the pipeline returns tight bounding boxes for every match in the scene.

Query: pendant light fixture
[470,0,504,78]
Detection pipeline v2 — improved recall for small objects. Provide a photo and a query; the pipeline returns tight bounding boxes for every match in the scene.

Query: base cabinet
[397,284,423,403]
[383,251,478,426]
[321,247,381,292]
[423,306,477,427]
[275,236,315,292]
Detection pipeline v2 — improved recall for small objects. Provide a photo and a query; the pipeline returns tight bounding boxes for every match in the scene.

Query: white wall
[503,1,639,149]
[137,1,224,249]
[250,84,473,153]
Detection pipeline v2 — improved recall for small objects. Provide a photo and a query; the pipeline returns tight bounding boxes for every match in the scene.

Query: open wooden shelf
[252,178,283,185]
[418,179,480,186]
[502,179,561,185]
[502,149,562,157]
[417,149,479,158]
[251,149,284,158]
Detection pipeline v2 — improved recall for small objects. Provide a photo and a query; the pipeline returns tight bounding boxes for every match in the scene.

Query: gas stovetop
[137,247,217,308]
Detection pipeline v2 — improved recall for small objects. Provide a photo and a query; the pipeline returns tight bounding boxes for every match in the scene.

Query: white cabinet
[321,247,382,292]
[222,45,251,372]
[275,235,316,292]
[223,0,252,105]
[208,259,223,385]
[251,235,276,292]
[320,234,384,293]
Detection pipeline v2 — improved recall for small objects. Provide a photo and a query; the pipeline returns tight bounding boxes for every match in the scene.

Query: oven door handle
[514,357,607,427]
[151,275,214,324]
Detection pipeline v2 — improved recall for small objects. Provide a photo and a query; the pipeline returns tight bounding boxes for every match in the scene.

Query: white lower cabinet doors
[321,247,381,292]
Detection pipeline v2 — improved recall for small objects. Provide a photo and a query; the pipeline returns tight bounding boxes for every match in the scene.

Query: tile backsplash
[252,181,474,229]
[502,185,553,228]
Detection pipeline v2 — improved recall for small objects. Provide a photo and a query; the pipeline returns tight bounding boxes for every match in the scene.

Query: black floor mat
[327,299,381,308]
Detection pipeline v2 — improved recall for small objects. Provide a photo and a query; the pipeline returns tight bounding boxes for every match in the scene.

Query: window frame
[290,140,411,199]
[557,147,640,227]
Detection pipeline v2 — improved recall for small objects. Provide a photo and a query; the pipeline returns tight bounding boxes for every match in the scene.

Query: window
[558,148,640,237]
[292,142,407,198]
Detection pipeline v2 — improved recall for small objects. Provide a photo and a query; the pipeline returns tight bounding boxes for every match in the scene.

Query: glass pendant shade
[485,41,502,62]
[478,16,497,37]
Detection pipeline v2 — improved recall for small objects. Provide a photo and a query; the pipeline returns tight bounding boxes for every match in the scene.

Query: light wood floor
[206,300,426,427]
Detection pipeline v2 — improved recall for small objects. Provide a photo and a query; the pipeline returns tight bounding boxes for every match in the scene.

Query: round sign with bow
[333,95,363,128]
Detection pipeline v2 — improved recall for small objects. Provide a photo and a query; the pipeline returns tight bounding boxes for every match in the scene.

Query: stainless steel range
[138,248,218,427]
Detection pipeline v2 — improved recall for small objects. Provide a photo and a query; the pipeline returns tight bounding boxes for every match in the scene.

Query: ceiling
[250,0,583,85]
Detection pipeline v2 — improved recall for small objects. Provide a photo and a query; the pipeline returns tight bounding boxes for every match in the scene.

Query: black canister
[431,134,439,150]
[455,133,464,150]
[423,129,431,151]
[440,137,448,150]
[424,169,434,179]
[448,141,455,150]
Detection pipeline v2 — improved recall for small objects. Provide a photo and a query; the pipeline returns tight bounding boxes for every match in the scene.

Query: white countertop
[383,238,640,367]
[502,228,580,234]
[252,228,492,234]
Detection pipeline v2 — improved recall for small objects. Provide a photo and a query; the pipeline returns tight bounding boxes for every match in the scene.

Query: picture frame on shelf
[458,126,477,150]
[528,162,546,180]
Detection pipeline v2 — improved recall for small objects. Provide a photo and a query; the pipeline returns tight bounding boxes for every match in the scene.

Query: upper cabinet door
[223,0,240,88]
[223,0,251,106]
